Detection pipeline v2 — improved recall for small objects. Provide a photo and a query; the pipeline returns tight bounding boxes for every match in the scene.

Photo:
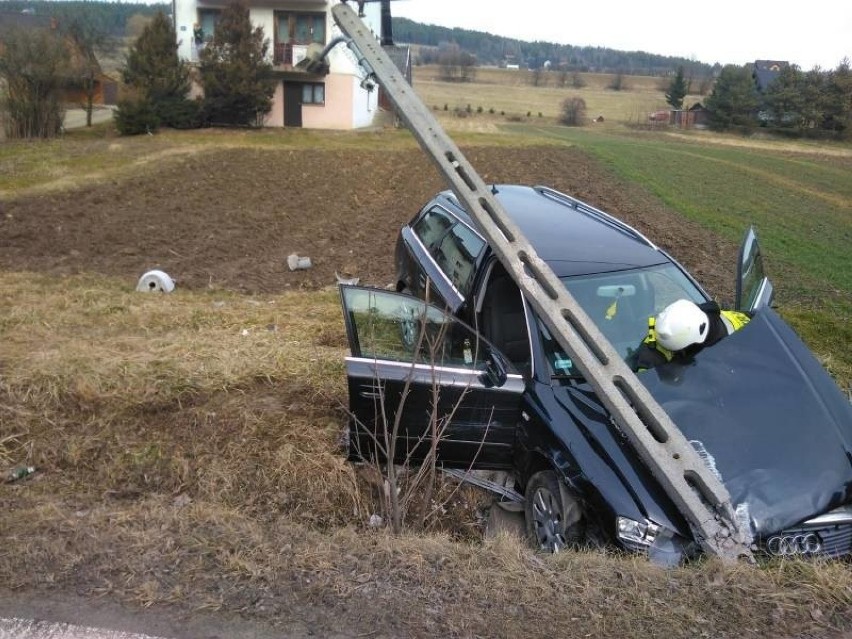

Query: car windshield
[539,263,707,378]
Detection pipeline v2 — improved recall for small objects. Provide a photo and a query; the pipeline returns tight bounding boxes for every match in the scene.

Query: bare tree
[64,17,116,127]
[0,27,68,138]
[559,96,587,126]
[438,42,477,83]
[607,71,628,91]
[530,67,546,87]
[346,286,493,533]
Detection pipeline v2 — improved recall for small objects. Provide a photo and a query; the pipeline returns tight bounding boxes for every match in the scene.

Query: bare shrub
[0,27,67,139]
[559,96,587,126]
[571,72,587,88]
[608,71,629,91]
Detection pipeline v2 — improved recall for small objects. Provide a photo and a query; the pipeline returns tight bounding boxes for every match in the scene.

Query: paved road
[63,106,115,129]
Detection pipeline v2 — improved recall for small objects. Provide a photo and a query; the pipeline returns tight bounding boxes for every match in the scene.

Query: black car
[339,185,852,562]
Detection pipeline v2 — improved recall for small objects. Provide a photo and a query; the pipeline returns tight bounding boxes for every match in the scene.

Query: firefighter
[630,299,750,371]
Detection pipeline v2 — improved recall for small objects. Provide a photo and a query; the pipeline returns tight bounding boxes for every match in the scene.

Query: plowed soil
[1,145,738,300]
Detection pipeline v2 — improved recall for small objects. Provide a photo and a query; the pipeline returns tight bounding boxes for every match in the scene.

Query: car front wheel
[525,470,583,552]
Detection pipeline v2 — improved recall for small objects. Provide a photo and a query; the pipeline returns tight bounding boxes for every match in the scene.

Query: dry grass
[2,269,852,637]
[412,65,706,125]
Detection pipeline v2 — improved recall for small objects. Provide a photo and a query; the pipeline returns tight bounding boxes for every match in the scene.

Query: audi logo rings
[766,533,822,556]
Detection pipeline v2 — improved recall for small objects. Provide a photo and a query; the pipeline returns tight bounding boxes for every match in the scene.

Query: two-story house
[174,0,394,129]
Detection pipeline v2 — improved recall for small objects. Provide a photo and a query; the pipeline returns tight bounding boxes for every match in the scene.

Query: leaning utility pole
[326,2,752,561]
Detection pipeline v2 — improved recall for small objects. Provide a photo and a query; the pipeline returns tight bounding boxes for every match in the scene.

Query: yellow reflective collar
[721,310,751,332]
[642,316,673,361]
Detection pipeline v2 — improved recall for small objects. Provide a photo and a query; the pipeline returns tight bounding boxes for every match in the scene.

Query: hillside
[392,16,717,75]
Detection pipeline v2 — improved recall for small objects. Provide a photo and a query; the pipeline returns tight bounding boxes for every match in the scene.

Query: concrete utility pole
[327,2,752,561]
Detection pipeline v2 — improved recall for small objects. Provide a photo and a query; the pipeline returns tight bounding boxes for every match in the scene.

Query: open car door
[340,286,524,470]
[736,226,774,312]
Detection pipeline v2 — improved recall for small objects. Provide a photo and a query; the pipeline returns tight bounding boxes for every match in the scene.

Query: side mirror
[479,350,508,388]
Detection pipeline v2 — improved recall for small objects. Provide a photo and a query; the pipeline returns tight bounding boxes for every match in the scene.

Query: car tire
[525,470,583,553]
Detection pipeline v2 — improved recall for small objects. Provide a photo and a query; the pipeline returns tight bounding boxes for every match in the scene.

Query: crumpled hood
[640,308,852,537]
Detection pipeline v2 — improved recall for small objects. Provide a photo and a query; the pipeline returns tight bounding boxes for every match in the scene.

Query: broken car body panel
[642,308,852,538]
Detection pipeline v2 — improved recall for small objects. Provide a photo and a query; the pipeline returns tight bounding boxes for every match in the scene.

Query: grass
[2,271,852,637]
[413,65,688,123]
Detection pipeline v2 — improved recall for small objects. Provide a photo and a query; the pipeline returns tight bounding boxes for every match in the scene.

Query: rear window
[433,222,486,296]
[412,207,453,249]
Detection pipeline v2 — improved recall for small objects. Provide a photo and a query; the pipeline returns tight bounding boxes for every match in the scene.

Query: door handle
[358,383,383,399]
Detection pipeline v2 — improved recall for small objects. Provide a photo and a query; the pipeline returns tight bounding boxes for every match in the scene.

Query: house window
[276,12,325,45]
[302,83,325,105]
[198,10,221,43]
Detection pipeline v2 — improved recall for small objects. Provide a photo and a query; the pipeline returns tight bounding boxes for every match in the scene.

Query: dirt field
[1,145,739,301]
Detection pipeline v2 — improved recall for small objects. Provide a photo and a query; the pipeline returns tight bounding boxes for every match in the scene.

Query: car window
[433,223,486,296]
[342,287,503,370]
[412,207,454,250]
[559,264,706,363]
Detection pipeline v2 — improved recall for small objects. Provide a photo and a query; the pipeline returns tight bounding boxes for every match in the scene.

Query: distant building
[175,0,409,129]
[752,59,788,92]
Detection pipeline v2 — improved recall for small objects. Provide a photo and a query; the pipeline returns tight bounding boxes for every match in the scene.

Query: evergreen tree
[705,65,759,130]
[122,12,189,104]
[665,66,688,109]
[198,0,275,126]
[763,64,804,128]
[823,59,852,136]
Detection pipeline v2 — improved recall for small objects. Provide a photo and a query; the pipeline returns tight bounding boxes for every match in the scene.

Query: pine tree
[665,66,688,109]
[198,0,275,126]
[122,11,189,104]
[705,65,759,130]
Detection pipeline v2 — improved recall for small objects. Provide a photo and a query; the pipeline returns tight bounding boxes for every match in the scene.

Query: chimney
[380,0,393,46]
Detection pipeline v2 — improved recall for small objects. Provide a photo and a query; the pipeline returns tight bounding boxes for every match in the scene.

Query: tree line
[0,0,165,37]
[704,61,852,138]
[392,16,717,77]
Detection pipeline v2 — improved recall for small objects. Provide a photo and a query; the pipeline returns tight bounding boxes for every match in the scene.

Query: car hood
[640,308,852,537]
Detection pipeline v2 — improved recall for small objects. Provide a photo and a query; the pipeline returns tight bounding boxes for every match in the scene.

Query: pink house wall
[264,74,357,129]
[301,74,355,129]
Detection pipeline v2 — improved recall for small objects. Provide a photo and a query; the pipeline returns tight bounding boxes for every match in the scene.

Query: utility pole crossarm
[330,2,751,561]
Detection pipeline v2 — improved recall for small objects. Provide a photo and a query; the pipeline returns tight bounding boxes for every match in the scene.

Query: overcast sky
[391,0,851,70]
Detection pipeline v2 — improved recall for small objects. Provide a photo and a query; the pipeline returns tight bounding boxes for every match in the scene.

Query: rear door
[400,206,486,313]
[736,226,774,312]
[340,286,523,469]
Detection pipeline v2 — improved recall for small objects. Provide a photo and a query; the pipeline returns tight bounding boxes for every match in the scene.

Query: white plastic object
[287,254,312,271]
[136,270,175,293]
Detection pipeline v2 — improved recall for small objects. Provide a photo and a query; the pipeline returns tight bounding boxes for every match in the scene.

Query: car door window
[341,286,511,372]
[432,222,486,297]
[737,227,773,311]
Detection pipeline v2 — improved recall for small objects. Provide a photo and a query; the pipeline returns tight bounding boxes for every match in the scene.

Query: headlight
[616,516,660,547]
[617,516,689,566]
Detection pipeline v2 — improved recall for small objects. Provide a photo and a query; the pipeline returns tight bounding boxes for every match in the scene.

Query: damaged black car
[339,185,852,562]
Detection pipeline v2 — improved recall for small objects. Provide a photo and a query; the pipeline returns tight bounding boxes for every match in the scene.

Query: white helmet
[655,299,709,351]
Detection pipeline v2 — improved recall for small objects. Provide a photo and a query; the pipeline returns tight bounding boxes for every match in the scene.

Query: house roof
[753,59,789,91]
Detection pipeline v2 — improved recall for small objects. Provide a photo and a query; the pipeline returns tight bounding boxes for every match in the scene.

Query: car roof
[436,185,669,277]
